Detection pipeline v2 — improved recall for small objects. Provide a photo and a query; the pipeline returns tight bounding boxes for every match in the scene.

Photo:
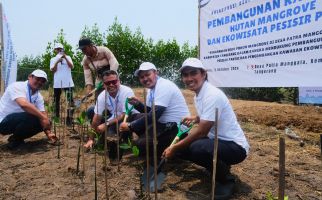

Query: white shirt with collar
[146,77,190,124]
[0,81,45,122]
[194,81,249,154]
[50,54,74,88]
[95,85,138,120]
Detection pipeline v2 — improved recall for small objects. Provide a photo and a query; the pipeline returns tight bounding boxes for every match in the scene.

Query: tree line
[17,18,297,103]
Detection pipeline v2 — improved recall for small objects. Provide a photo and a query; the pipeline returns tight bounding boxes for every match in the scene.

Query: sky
[1,0,199,59]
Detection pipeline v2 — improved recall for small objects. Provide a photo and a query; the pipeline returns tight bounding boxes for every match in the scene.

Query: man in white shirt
[0,70,57,149]
[162,58,249,199]
[50,43,74,124]
[119,62,190,162]
[84,70,138,162]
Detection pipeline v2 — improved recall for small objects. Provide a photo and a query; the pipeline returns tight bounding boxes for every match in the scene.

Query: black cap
[78,38,93,49]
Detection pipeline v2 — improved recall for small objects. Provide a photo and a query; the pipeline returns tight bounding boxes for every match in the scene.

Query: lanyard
[108,93,119,118]
[148,76,159,105]
[27,83,38,104]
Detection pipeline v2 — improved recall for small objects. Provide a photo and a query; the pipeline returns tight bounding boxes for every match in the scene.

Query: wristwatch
[105,121,110,126]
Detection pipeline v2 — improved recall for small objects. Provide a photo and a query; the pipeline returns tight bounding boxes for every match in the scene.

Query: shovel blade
[142,165,166,192]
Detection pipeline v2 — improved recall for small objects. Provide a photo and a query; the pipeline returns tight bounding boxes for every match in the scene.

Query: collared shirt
[94,85,138,120]
[82,46,119,85]
[195,81,250,154]
[50,54,74,88]
[0,81,45,122]
[146,77,190,124]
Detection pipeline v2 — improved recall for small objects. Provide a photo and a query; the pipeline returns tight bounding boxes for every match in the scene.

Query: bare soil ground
[0,89,321,200]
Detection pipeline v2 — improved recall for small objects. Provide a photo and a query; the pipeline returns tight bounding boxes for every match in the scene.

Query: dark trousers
[54,87,73,117]
[133,114,178,164]
[178,138,247,183]
[0,112,43,141]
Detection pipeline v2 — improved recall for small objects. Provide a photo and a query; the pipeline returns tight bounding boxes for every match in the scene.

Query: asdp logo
[199,0,211,8]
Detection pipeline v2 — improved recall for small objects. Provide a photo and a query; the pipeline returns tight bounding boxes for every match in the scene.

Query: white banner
[2,10,17,89]
[299,87,322,104]
[200,0,322,87]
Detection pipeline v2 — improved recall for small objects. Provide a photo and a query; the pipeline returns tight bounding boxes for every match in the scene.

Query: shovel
[142,122,193,192]
[74,82,103,108]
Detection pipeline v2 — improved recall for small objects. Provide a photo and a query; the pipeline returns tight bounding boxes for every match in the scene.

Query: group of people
[0,38,249,198]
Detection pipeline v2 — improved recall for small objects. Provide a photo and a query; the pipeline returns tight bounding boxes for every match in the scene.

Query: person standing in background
[50,43,74,124]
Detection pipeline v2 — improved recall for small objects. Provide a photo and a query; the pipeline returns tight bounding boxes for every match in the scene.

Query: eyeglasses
[104,79,118,86]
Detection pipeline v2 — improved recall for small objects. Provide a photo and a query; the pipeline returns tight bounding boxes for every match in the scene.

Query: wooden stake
[278,135,285,200]
[211,108,219,200]
[144,88,150,195]
[151,101,158,199]
[103,88,109,200]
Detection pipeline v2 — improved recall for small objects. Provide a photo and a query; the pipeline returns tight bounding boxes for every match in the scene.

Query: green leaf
[120,143,131,150]
[132,146,140,157]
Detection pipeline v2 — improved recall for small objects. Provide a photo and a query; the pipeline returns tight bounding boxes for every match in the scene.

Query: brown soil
[0,90,321,200]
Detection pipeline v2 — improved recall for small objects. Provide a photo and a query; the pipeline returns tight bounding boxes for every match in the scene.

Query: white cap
[31,69,48,81]
[179,58,206,72]
[134,62,157,76]
[54,43,63,49]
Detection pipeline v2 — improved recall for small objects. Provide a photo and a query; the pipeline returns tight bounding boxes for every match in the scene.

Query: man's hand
[119,122,130,132]
[44,129,58,143]
[127,96,141,106]
[40,117,51,131]
[162,146,176,159]
[96,123,106,133]
[182,116,199,127]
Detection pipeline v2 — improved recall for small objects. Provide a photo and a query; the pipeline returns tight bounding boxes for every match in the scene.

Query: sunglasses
[104,79,118,86]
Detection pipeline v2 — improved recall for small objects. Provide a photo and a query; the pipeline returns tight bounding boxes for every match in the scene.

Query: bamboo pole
[211,108,219,200]
[144,88,150,195]
[151,101,158,199]
[278,135,285,200]
[116,104,120,172]
[103,88,109,200]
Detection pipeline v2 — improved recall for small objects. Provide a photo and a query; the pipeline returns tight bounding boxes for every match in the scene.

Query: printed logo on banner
[199,0,211,8]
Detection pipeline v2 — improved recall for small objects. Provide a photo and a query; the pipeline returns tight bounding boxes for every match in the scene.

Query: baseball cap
[78,38,93,49]
[31,69,48,81]
[54,43,63,49]
[134,62,157,76]
[179,58,206,72]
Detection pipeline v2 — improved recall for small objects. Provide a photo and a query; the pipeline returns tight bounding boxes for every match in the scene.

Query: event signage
[200,0,322,87]
[2,9,17,89]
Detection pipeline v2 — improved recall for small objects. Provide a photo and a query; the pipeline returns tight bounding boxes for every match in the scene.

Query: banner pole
[0,3,5,95]
[198,1,200,59]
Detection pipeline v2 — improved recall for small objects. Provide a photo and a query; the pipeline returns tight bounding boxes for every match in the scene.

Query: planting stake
[278,135,285,200]
[76,144,81,173]
[94,149,98,200]
[144,88,150,195]
[211,108,219,200]
[151,101,158,200]
[320,134,322,159]
[103,88,110,200]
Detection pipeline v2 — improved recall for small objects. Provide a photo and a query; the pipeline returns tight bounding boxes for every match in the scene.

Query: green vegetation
[17,18,297,103]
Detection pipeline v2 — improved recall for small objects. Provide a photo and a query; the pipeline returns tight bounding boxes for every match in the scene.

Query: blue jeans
[0,112,43,141]
[178,137,247,183]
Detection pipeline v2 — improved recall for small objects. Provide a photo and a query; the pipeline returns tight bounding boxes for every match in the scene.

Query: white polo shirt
[0,81,45,122]
[146,77,190,124]
[195,81,249,154]
[50,54,74,88]
[95,85,138,119]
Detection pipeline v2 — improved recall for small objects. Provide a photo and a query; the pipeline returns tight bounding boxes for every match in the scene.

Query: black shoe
[214,177,236,200]
[7,139,25,150]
